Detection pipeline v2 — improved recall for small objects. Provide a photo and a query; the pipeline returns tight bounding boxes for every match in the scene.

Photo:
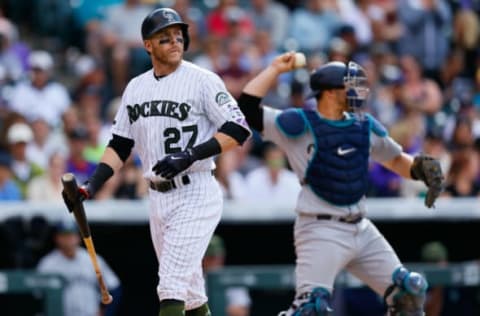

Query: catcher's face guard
[344,61,369,109]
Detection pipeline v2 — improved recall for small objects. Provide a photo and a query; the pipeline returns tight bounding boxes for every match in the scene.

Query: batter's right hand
[61,183,91,213]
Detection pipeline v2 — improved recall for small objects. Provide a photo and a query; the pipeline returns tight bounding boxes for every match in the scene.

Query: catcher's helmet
[141,8,190,50]
[308,61,369,108]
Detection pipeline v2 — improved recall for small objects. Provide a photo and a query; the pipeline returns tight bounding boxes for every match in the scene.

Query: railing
[206,262,480,315]
[0,270,64,316]
[0,197,479,223]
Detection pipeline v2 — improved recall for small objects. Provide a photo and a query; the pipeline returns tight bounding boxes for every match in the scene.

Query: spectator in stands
[215,149,247,200]
[172,0,205,61]
[61,106,82,136]
[217,38,252,99]
[192,35,228,72]
[446,115,475,151]
[289,80,309,109]
[6,122,43,198]
[251,30,280,72]
[37,219,121,316]
[26,117,65,169]
[451,8,479,80]
[289,0,341,54]
[8,50,71,128]
[250,30,288,109]
[206,0,254,41]
[327,37,351,64]
[0,15,24,82]
[0,151,21,200]
[244,142,301,205]
[367,0,403,50]
[442,147,480,197]
[421,241,448,316]
[26,152,66,201]
[336,0,374,53]
[399,55,443,116]
[248,0,290,50]
[65,126,96,184]
[203,235,251,316]
[113,155,147,199]
[72,55,110,120]
[398,0,452,82]
[421,241,478,315]
[69,0,122,59]
[101,0,153,95]
[369,63,404,127]
[83,115,107,163]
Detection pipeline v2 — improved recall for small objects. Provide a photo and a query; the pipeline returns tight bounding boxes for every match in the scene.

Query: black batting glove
[152,149,196,180]
[61,182,91,214]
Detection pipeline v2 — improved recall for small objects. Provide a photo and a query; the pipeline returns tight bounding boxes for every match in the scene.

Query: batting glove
[152,149,195,180]
[61,183,91,214]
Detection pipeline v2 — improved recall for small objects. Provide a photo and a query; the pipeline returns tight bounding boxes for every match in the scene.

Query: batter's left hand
[152,149,195,180]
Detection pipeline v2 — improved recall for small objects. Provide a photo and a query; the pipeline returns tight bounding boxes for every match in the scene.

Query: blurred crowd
[0,0,479,207]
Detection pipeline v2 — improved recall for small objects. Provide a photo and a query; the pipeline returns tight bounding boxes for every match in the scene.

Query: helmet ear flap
[181,27,190,51]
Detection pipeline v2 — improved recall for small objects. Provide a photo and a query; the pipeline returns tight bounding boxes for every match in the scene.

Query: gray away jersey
[262,106,402,216]
[111,60,248,180]
[37,248,120,316]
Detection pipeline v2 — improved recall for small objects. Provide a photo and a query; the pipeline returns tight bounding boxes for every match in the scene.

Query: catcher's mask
[307,61,370,110]
[344,61,369,109]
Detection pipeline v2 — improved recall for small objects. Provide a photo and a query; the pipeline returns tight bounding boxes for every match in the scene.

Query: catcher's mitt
[410,154,444,208]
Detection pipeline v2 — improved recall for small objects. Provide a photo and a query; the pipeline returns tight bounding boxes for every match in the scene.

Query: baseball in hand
[293,52,306,68]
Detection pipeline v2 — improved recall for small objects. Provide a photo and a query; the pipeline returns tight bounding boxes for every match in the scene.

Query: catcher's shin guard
[384,267,428,316]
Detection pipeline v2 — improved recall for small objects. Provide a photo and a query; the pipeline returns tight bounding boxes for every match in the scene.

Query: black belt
[149,171,214,193]
[150,175,191,193]
[316,214,363,224]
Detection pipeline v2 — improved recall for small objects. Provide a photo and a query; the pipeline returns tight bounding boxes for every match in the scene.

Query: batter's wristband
[87,162,114,198]
[190,138,222,161]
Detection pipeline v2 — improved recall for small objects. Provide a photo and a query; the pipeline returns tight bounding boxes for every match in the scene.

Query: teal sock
[185,303,211,316]
[159,299,185,316]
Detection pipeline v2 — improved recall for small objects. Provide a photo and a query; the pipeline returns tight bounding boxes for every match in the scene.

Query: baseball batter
[237,53,444,316]
[62,8,250,316]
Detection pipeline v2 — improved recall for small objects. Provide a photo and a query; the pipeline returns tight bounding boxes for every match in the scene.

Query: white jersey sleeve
[110,80,135,139]
[201,72,249,131]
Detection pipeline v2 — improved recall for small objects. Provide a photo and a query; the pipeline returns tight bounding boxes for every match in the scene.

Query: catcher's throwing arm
[61,173,113,305]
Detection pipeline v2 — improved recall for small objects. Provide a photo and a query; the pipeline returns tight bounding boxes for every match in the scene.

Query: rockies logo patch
[215,92,231,106]
[163,11,175,22]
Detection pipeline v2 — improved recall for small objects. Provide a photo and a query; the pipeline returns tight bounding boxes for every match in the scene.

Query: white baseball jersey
[111,60,247,180]
[111,60,249,309]
[261,106,403,305]
[37,248,120,316]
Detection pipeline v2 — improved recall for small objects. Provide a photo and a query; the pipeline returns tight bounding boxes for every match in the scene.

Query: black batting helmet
[141,8,190,51]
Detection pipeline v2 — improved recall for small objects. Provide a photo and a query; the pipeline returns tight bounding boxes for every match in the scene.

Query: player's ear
[144,40,152,54]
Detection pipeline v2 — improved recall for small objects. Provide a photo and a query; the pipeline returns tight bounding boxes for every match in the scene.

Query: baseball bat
[61,173,113,305]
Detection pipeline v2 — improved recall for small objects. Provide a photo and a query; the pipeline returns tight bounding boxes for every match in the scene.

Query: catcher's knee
[292,287,333,316]
[384,267,428,316]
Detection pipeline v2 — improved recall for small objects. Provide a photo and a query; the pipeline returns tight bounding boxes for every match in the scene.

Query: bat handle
[101,292,113,305]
